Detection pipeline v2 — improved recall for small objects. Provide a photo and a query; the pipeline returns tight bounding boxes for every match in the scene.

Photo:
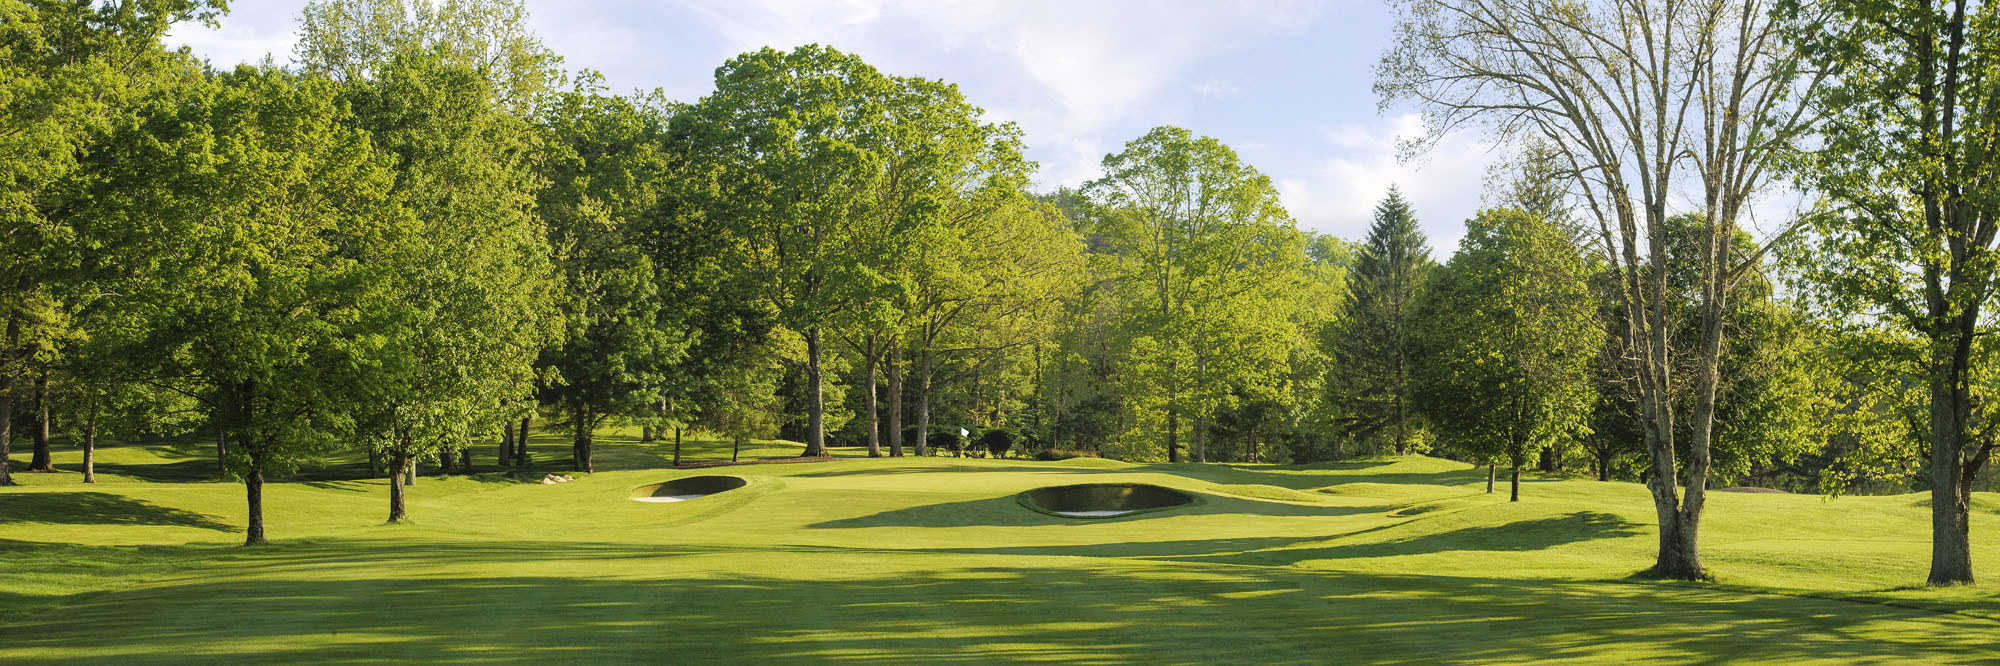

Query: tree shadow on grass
[0,492,236,532]
[1178,511,1643,567]
[807,493,1376,530]
[84,459,224,483]
[1,537,1996,664]
[1120,462,1492,492]
[849,511,1640,564]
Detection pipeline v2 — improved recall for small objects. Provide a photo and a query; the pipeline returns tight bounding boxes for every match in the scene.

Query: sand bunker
[630,475,747,503]
[1020,483,1198,519]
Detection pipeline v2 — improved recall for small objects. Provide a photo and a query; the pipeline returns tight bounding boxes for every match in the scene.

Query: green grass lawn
[4,428,2000,664]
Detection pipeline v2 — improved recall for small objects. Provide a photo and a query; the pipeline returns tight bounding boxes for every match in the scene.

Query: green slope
[3,435,1998,664]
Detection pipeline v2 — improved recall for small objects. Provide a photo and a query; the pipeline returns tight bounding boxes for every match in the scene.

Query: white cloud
[1281,113,1499,251]
[1192,78,1239,100]
[663,0,1328,189]
[163,4,300,68]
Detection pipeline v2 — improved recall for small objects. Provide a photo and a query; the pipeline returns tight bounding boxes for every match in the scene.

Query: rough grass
[3,428,1999,664]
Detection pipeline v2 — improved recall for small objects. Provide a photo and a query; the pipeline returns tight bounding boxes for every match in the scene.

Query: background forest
[7,0,2000,585]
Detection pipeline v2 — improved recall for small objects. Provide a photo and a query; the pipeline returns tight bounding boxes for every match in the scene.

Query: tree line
[3,0,1996,590]
[0,1,1345,542]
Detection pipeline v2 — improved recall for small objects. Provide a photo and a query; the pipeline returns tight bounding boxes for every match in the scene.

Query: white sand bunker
[632,494,706,503]
[630,475,747,503]
[1050,509,1139,518]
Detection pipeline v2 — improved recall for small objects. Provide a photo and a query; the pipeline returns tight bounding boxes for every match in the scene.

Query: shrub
[978,428,1014,458]
[927,428,964,456]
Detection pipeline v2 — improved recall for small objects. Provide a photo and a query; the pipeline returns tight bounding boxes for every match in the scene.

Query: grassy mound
[3,432,1999,664]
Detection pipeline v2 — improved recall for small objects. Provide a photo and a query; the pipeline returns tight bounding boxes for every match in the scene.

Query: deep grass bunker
[1018,483,1199,518]
[631,475,748,503]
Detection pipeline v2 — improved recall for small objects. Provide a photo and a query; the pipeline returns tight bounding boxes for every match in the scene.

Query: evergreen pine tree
[1328,186,1432,455]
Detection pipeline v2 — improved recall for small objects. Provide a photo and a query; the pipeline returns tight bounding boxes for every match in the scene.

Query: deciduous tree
[1408,209,1600,500]
[1381,0,1825,579]
[1786,0,2000,585]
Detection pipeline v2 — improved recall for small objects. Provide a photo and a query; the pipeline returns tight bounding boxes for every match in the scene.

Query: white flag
[959,427,969,437]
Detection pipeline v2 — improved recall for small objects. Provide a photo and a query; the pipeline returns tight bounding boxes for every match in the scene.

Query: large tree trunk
[82,393,97,484]
[1394,353,1409,456]
[673,426,682,467]
[1487,463,1495,493]
[916,347,933,457]
[516,415,531,467]
[1166,408,1180,463]
[28,370,51,472]
[0,314,14,486]
[387,450,409,524]
[1510,421,1527,503]
[1649,223,1732,581]
[865,334,881,458]
[500,424,513,467]
[461,446,472,473]
[1927,320,1979,585]
[573,410,593,473]
[887,343,904,457]
[216,427,229,479]
[244,462,268,544]
[243,444,267,546]
[1194,416,1207,463]
[802,328,827,457]
[732,435,741,462]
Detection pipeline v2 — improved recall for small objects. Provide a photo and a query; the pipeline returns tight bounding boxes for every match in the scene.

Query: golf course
[4,429,1998,664]
[18,0,2000,663]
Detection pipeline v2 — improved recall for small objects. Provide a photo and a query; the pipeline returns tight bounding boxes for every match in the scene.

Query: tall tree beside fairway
[1328,187,1430,456]
[536,82,692,473]
[0,0,226,485]
[1407,209,1600,501]
[890,80,1080,457]
[905,197,1084,456]
[1285,233,1356,463]
[682,45,896,458]
[1083,126,1303,463]
[877,76,1009,457]
[332,50,559,521]
[296,0,566,478]
[1381,0,1825,580]
[294,0,559,114]
[1784,0,2000,585]
[80,66,408,545]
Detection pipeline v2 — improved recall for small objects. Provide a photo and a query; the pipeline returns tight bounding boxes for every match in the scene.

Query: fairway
[5,436,2000,665]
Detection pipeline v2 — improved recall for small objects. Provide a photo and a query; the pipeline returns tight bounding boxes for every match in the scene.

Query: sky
[165,0,1509,249]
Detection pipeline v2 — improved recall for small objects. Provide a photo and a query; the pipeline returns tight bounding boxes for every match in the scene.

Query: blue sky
[166,0,1507,249]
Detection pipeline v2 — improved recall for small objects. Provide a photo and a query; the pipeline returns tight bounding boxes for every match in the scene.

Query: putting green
[3,435,2000,664]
